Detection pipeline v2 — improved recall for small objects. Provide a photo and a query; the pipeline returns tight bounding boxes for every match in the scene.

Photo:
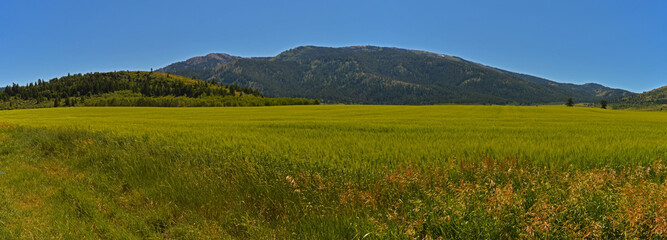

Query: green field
[1,105,666,239]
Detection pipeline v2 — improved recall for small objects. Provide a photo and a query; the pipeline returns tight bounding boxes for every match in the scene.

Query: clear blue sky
[1,0,665,92]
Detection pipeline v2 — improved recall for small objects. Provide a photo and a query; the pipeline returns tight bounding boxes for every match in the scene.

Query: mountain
[0,71,317,110]
[158,53,241,80]
[497,70,633,100]
[157,46,635,105]
[613,85,667,109]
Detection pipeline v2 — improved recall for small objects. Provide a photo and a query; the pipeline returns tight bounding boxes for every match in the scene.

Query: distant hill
[496,70,633,100]
[158,53,241,80]
[0,71,317,110]
[613,85,667,110]
[158,46,634,105]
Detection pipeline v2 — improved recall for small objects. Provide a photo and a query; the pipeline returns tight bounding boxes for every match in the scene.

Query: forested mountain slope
[158,53,241,80]
[158,46,634,105]
[613,85,667,110]
[0,71,317,109]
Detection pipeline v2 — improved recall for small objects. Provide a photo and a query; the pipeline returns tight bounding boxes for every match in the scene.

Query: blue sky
[1,0,665,92]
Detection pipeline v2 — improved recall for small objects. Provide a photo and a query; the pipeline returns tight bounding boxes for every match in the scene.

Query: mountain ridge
[495,69,633,99]
[158,53,241,80]
[613,85,667,109]
[157,46,635,105]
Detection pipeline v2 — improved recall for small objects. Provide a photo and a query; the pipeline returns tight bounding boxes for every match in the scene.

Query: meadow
[0,105,665,239]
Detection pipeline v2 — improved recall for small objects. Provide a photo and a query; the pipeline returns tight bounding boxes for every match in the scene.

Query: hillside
[613,85,667,110]
[497,70,633,100]
[158,53,241,80]
[0,71,318,110]
[158,46,634,105]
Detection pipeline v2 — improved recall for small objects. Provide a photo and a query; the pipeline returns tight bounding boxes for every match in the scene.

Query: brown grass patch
[0,122,15,128]
[42,162,77,180]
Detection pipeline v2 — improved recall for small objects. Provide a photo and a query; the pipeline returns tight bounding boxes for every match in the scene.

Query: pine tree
[600,100,608,109]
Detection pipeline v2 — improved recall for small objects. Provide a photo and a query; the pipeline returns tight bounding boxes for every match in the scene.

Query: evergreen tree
[0,71,313,110]
[600,100,608,109]
[566,98,574,107]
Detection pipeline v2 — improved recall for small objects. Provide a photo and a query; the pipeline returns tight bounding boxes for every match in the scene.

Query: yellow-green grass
[2,105,665,168]
[0,105,666,239]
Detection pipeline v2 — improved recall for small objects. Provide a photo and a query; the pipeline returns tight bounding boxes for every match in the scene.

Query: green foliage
[0,71,317,110]
[83,91,316,107]
[2,71,261,100]
[613,85,667,110]
[499,72,634,100]
[158,46,635,105]
[0,105,666,238]
[600,99,608,109]
[566,97,574,107]
[157,53,240,80]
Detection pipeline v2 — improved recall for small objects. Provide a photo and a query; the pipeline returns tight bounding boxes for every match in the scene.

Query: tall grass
[0,105,666,238]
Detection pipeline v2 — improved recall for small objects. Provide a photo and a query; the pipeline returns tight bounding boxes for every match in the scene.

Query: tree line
[0,71,263,103]
[1,71,319,110]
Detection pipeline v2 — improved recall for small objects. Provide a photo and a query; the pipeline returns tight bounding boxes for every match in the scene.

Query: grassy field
[0,105,666,239]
